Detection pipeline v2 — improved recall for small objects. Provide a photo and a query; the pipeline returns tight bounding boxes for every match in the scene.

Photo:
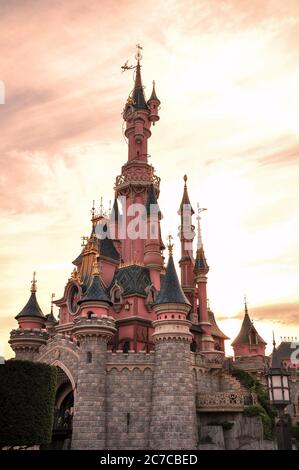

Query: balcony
[197,392,257,412]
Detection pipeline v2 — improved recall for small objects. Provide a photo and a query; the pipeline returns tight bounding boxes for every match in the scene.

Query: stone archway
[51,366,74,450]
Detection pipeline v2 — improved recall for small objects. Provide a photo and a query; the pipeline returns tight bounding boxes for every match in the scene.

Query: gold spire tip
[31,271,37,293]
[92,252,100,276]
[167,233,174,256]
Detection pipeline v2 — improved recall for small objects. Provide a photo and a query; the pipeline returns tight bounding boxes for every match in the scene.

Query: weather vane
[121,44,143,72]
[196,203,207,219]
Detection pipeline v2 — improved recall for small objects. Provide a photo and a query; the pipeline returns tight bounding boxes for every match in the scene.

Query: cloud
[217,302,299,326]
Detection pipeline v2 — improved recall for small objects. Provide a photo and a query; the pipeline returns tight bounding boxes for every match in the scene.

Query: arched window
[123,341,130,354]
[87,352,92,363]
[87,311,93,319]
[110,282,123,304]
[145,284,157,305]
[250,329,257,345]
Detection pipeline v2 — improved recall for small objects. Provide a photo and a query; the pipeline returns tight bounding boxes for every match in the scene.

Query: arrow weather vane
[121,44,143,72]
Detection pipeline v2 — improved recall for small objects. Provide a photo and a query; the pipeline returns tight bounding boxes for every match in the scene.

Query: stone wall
[106,367,153,449]
[198,413,276,450]
[71,335,108,450]
[149,339,198,450]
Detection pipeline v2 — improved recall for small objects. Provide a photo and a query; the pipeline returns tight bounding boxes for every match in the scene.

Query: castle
[8,49,299,450]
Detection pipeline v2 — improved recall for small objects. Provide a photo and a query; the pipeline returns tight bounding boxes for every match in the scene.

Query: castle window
[250,330,257,345]
[190,340,197,352]
[87,351,92,363]
[145,284,157,305]
[123,341,130,353]
[87,311,93,319]
[111,282,123,304]
[171,315,174,319]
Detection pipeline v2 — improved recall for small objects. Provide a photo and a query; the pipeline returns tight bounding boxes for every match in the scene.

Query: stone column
[149,312,198,449]
[71,316,116,450]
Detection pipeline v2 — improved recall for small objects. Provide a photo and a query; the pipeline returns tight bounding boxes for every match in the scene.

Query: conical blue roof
[15,292,45,319]
[154,255,191,306]
[78,274,112,306]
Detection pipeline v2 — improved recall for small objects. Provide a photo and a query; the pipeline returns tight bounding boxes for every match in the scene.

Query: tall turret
[232,297,266,358]
[144,184,163,290]
[9,273,48,360]
[149,239,198,449]
[116,46,161,265]
[178,175,196,312]
[194,205,214,352]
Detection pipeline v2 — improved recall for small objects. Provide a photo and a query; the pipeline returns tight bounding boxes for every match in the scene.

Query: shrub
[0,360,57,448]
[231,367,276,439]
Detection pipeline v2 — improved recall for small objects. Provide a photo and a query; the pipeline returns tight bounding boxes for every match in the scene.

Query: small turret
[147,81,160,125]
[78,252,112,318]
[232,297,267,358]
[45,293,58,334]
[15,272,45,330]
[9,273,48,360]
[193,205,214,352]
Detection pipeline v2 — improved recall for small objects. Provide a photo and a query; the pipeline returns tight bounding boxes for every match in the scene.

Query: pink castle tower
[10,47,229,363]
[9,273,48,361]
[232,297,266,358]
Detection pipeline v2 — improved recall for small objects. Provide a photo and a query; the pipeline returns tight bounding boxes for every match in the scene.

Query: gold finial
[183,174,188,186]
[135,43,143,62]
[167,233,174,255]
[81,236,89,247]
[92,253,100,276]
[31,271,37,293]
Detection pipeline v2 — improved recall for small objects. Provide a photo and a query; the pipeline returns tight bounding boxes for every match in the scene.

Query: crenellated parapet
[72,316,116,341]
[9,328,48,361]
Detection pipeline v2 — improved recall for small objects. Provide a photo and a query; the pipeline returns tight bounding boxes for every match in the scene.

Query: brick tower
[149,239,198,449]
[71,255,116,449]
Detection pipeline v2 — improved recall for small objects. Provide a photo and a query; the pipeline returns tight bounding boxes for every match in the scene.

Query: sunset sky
[1,0,299,358]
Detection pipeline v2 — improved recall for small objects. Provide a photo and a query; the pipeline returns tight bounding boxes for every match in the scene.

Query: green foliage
[0,360,57,447]
[231,367,277,439]
[291,425,299,441]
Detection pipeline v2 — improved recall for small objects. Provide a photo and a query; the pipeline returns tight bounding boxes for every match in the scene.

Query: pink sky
[1,0,299,358]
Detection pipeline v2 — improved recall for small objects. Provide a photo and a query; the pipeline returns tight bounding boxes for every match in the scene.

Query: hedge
[0,360,57,447]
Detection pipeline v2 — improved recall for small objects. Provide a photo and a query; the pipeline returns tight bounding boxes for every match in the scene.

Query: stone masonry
[149,339,198,449]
